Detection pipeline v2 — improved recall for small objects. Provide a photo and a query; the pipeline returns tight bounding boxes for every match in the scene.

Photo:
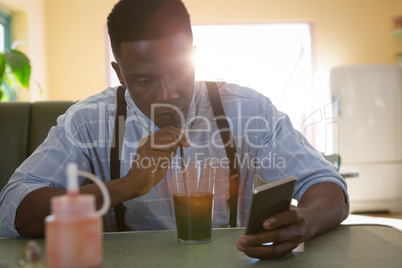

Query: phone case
[245,175,297,234]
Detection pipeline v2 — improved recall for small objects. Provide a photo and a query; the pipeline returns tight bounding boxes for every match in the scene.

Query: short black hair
[107,0,193,56]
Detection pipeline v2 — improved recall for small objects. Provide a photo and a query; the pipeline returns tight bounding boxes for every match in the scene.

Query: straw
[171,115,188,194]
[179,144,185,170]
[179,144,189,195]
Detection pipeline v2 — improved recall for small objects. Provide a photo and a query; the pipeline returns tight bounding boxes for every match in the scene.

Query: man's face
[112,32,195,129]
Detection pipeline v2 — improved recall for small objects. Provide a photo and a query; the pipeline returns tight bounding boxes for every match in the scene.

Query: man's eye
[136,78,153,86]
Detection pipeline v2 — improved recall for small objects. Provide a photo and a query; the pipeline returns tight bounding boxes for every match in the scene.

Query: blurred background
[0,0,401,224]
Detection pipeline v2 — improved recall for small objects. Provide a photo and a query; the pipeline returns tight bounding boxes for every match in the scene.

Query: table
[1,225,401,267]
[339,166,359,178]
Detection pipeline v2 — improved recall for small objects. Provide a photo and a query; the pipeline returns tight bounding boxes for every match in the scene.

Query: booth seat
[0,101,74,191]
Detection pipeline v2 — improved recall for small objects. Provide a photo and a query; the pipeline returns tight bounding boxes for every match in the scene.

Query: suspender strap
[110,86,127,231]
[205,81,239,228]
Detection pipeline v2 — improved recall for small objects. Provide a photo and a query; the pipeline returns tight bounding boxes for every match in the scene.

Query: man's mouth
[154,106,184,116]
[153,107,186,128]
[155,111,178,120]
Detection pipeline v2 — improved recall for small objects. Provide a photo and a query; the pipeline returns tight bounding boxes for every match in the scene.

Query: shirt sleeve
[255,98,349,204]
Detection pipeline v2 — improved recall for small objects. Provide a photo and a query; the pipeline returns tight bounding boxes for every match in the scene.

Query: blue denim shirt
[0,81,348,237]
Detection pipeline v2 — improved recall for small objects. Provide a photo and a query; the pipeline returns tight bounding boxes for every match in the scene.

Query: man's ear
[111,62,127,88]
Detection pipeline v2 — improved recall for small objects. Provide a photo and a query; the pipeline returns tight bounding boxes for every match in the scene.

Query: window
[192,24,313,137]
[0,10,11,52]
[107,23,315,143]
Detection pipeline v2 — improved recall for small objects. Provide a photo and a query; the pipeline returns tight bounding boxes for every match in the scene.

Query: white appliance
[330,64,402,213]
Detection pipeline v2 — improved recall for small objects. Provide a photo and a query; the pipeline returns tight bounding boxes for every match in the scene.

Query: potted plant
[0,48,31,101]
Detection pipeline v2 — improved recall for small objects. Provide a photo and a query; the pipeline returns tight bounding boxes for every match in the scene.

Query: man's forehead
[134,40,149,53]
[119,32,193,55]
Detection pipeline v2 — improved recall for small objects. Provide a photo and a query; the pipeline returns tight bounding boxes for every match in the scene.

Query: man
[0,0,348,260]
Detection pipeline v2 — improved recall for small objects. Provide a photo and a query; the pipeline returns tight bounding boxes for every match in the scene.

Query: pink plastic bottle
[45,163,110,268]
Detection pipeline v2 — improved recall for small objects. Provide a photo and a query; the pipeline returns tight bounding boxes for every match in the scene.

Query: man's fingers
[140,133,183,152]
[179,133,190,147]
[140,151,172,166]
[158,126,190,147]
[238,228,293,247]
[141,126,190,150]
[238,241,298,260]
[263,208,299,230]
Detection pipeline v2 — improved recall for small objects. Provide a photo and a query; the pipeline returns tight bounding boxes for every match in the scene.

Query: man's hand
[236,206,308,259]
[122,125,190,198]
[15,125,191,237]
[236,182,349,260]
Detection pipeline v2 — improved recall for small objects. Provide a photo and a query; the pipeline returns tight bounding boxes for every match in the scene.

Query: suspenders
[205,82,239,228]
[110,82,239,231]
[110,86,128,231]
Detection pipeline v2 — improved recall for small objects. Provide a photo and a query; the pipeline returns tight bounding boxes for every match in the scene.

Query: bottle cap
[67,163,79,196]
[50,163,111,218]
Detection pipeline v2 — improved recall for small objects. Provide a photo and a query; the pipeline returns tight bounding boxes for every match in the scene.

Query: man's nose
[156,77,179,102]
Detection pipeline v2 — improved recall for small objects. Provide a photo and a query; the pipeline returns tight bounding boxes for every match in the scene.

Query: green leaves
[0,49,31,101]
[3,50,31,88]
[0,53,5,86]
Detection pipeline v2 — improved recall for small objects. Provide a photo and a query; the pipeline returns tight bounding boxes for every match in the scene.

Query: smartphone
[245,175,297,235]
